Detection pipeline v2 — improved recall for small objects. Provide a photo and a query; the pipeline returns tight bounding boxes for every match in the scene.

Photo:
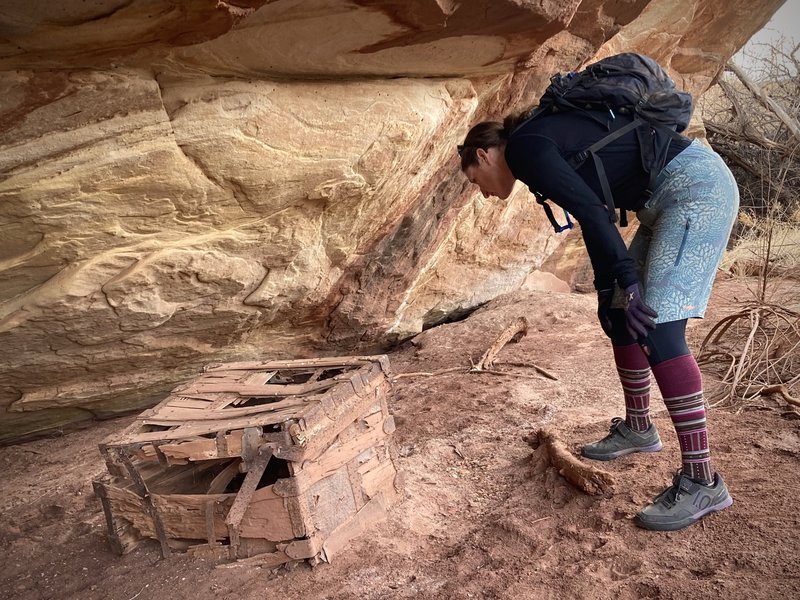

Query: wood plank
[144,397,310,422]
[155,430,293,463]
[203,357,379,372]
[305,469,356,535]
[225,446,273,557]
[124,411,303,441]
[355,453,380,476]
[281,420,390,494]
[243,371,278,386]
[207,393,240,410]
[93,479,142,555]
[284,495,310,538]
[238,485,295,541]
[347,461,365,511]
[100,479,235,543]
[360,458,397,500]
[114,449,172,558]
[166,397,215,409]
[150,493,233,541]
[299,382,387,461]
[179,379,338,397]
[205,499,218,546]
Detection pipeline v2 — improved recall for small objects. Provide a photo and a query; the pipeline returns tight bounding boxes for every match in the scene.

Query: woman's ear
[475,147,489,164]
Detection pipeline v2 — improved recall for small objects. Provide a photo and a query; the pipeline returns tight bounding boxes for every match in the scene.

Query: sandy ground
[2,276,799,600]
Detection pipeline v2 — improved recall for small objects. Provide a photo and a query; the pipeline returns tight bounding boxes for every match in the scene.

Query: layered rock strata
[0,0,784,442]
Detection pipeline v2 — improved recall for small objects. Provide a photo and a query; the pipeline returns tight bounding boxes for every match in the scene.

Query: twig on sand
[128,587,146,600]
[490,361,559,381]
[759,384,800,407]
[391,366,463,381]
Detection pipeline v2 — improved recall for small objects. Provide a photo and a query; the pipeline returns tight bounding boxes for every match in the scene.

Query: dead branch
[700,303,799,409]
[391,366,463,381]
[492,361,559,381]
[759,384,800,407]
[474,317,529,370]
[725,62,800,143]
[526,428,614,496]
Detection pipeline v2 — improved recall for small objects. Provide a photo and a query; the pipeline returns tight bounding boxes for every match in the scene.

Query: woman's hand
[623,283,658,338]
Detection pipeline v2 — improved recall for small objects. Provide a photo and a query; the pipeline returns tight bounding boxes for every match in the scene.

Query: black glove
[596,288,614,337]
[623,283,658,338]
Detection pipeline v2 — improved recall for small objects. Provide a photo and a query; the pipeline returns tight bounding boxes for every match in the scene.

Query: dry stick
[391,366,464,381]
[474,317,529,370]
[704,304,799,407]
[760,384,800,407]
[730,310,761,402]
[470,369,548,382]
[725,62,800,143]
[529,428,614,496]
[497,361,558,381]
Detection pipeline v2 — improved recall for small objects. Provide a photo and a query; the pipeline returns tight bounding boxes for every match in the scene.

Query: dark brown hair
[457,109,535,170]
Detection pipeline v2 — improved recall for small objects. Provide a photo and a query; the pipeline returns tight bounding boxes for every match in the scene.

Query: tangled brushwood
[697,302,799,410]
[699,38,800,410]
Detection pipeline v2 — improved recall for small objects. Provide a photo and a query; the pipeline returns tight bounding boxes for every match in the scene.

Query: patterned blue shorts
[614,139,739,322]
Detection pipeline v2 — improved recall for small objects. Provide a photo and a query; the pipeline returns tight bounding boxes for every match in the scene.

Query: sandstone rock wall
[0,0,784,443]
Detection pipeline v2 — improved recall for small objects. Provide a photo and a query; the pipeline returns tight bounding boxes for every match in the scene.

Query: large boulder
[0,0,785,443]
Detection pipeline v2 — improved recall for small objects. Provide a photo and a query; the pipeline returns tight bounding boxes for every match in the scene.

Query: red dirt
[2,276,799,600]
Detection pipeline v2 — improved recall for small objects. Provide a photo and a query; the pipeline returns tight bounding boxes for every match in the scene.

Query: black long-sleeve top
[504,110,690,291]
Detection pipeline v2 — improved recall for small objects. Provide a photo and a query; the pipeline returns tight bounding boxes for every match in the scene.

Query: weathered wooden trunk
[93,355,400,566]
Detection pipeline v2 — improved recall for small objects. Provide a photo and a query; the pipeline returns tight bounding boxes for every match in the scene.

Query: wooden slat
[274,418,390,497]
[203,356,378,372]
[156,430,292,463]
[243,371,278,386]
[238,486,296,541]
[150,493,233,540]
[144,397,310,422]
[130,409,305,440]
[114,449,172,558]
[360,458,396,499]
[225,446,273,557]
[205,500,218,547]
[167,397,215,409]
[178,379,338,397]
[93,479,132,555]
[207,393,240,410]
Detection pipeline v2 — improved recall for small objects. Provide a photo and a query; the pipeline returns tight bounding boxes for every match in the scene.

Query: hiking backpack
[512,52,694,231]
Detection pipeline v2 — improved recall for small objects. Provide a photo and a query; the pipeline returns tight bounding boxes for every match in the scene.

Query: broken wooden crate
[93,355,400,566]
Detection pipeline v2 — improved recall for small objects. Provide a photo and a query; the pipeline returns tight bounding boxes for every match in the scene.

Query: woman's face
[462,146,516,199]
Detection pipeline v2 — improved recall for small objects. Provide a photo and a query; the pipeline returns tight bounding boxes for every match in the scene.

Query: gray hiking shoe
[635,470,733,531]
[582,417,662,461]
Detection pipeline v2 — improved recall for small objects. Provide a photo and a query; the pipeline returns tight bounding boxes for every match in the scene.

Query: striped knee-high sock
[651,354,714,484]
[613,343,652,432]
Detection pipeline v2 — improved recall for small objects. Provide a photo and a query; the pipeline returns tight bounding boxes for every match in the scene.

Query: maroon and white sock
[613,343,652,432]
[651,354,714,484]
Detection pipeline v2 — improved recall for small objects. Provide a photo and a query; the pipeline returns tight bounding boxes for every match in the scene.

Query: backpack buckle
[536,194,574,234]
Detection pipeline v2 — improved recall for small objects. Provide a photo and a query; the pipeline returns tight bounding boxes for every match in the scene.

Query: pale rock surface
[0,0,785,442]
